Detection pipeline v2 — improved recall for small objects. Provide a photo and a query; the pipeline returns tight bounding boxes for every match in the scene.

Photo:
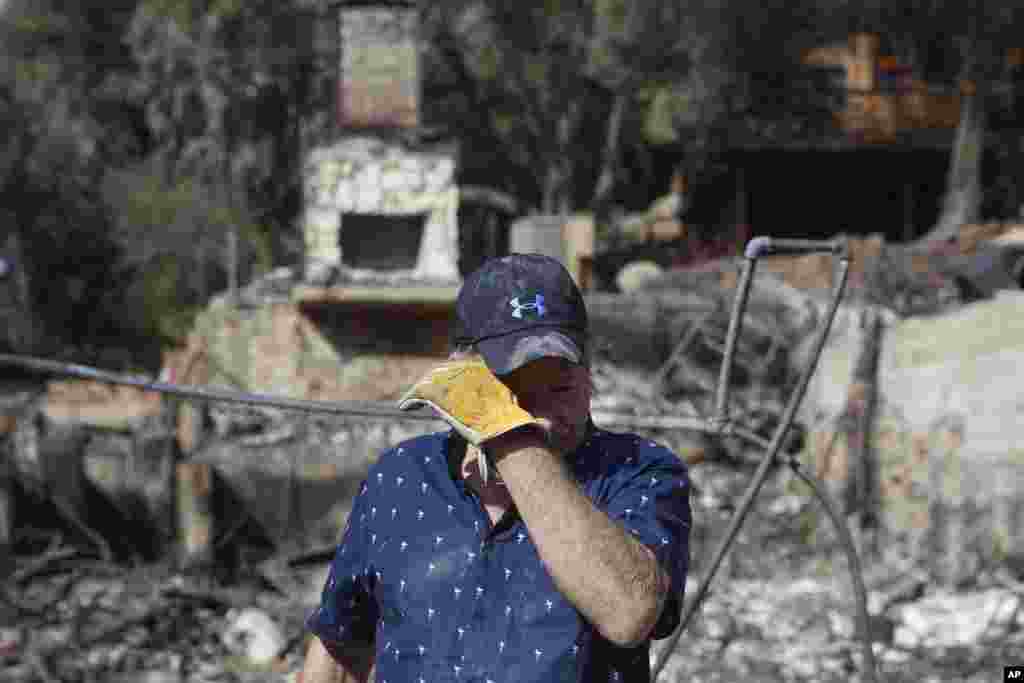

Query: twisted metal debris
[0,236,878,682]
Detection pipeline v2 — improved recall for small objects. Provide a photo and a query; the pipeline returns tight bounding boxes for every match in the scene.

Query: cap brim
[477,329,585,376]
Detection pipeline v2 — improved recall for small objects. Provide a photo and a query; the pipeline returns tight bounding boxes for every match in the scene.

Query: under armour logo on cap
[454,254,587,375]
[509,293,546,320]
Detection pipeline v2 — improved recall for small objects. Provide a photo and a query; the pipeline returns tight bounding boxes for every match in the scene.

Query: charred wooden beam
[176,462,215,569]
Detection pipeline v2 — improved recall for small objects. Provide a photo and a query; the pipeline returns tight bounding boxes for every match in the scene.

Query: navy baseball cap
[454,253,589,375]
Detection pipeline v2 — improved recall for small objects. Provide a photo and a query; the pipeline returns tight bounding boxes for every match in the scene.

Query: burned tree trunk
[920,29,990,245]
[844,307,883,545]
[922,92,984,243]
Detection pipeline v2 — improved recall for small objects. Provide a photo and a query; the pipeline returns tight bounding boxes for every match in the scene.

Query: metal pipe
[714,257,756,426]
[715,237,842,429]
[790,462,878,682]
[652,248,853,679]
[0,353,720,432]
[0,353,442,422]
[745,236,844,259]
[715,426,879,683]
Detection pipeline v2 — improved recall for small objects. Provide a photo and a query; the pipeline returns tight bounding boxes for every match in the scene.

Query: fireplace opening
[340,213,427,271]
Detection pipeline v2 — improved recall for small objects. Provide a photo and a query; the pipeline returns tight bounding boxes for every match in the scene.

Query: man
[302,254,692,682]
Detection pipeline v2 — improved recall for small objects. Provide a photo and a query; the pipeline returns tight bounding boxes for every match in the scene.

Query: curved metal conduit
[0,236,878,683]
[651,237,878,683]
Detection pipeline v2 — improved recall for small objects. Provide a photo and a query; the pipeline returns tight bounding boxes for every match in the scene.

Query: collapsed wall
[802,291,1024,580]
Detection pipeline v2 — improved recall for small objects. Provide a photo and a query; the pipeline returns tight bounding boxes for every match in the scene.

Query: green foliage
[475,44,499,80]
[11,13,72,36]
[142,0,199,31]
[783,475,822,545]
[594,0,628,34]
[140,255,201,343]
[423,0,697,212]
[14,60,53,85]
[0,10,134,351]
[3,167,128,352]
[210,0,245,21]
[799,508,821,547]
[642,86,689,145]
[0,0,298,362]
[523,56,549,86]
[118,171,273,343]
[491,111,517,136]
[5,0,1019,357]
[127,0,321,262]
[206,204,274,278]
[142,0,246,31]
[134,214,271,346]
[810,555,834,577]
[123,173,197,232]
[992,528,1009,564]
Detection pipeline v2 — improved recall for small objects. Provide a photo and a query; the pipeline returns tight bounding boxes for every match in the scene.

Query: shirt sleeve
[603,443,692,640]
[305,478,380,649]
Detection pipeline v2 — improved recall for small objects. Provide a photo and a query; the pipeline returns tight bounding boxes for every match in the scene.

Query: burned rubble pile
[2,509,1022,683]
[0,551,318,683]
[2,232,1024,682]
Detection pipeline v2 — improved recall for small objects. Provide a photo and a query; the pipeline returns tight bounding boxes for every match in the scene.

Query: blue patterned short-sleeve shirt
[306,424,692,683]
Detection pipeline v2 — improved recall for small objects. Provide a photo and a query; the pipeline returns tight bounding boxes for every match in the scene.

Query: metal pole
[0,353,719,432]
[714,238,844,429]
[714,257,756,426]
[652,241,864,680]
[0,353,441,422]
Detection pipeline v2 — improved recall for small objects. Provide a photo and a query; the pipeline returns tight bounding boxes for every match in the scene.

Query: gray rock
[221,608,286,668]
[615,260,664,293]
[110,671,182,683]
[304,259,338,287]
[893,588,1020,650]
[828,609,856,640]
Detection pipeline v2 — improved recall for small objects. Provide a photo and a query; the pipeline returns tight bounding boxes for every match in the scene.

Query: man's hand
[398,357,539,446]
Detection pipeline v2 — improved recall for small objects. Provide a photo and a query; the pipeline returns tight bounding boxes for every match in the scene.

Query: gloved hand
[397,357,539,448]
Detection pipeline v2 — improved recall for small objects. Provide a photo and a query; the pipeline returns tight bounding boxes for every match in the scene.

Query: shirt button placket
[474,534,505,683]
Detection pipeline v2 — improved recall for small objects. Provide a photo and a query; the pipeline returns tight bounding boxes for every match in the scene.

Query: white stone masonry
[303,136,460,283]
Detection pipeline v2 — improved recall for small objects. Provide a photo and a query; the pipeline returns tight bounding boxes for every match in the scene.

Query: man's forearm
[490,432,670,646]
[300,637,374,683]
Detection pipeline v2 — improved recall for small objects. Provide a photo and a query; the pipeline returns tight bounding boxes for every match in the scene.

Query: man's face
[501,356,592,454]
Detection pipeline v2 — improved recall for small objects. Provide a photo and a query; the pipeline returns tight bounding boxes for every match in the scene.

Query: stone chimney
[303,1,461,286]
[336,0,419,130]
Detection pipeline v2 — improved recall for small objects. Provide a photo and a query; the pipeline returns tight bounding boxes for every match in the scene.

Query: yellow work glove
[397,357,539,449]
